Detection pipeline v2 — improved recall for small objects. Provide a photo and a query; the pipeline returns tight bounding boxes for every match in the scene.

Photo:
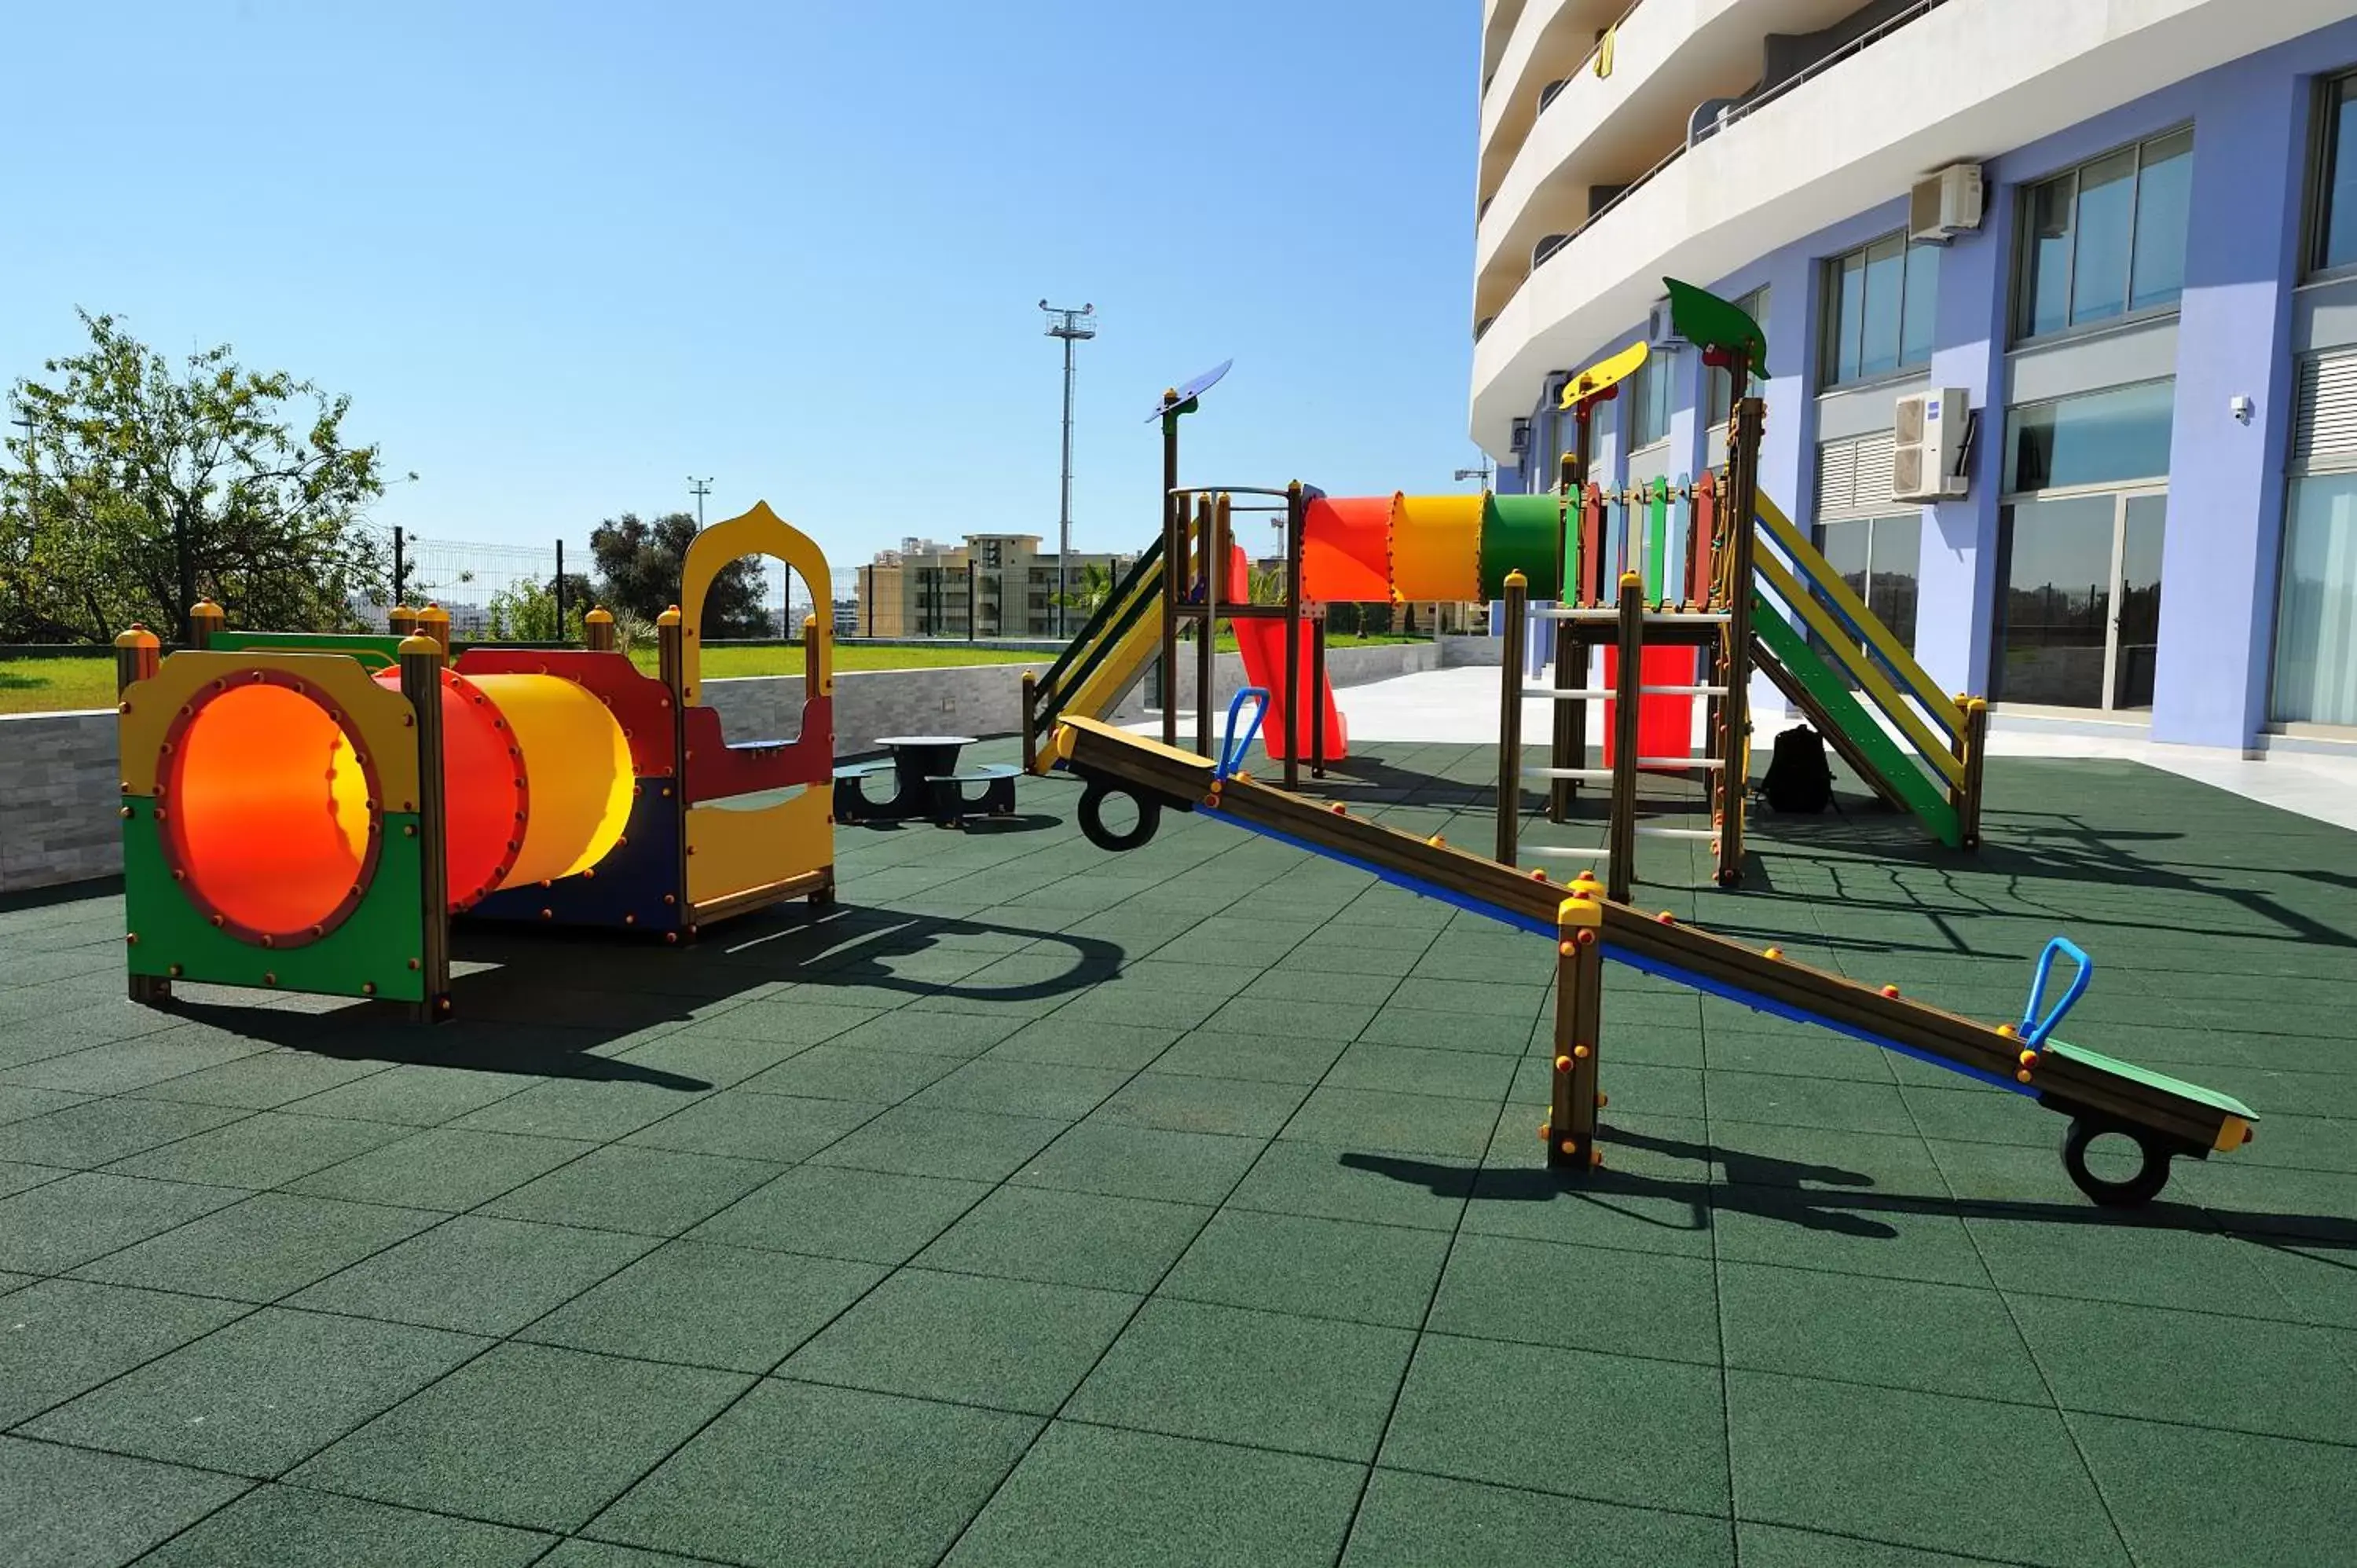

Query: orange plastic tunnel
[160,667,635,938]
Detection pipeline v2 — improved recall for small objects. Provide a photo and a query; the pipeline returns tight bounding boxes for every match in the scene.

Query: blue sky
[2,0,1480,575]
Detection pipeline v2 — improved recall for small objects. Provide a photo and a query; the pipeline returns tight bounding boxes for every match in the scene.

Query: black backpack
[1762,725,1834,814]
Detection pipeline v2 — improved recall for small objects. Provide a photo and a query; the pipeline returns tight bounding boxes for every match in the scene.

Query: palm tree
[1053,560,1114,617]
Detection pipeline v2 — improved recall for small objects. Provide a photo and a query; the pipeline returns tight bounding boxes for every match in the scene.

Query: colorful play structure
[1030,282,2255,1207]
[112,502,835,1020]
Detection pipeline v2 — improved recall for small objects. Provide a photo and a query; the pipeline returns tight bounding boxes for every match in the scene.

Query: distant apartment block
[853,533,1136,638]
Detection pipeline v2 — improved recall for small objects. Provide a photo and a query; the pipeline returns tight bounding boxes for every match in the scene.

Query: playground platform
[2,739,2352,1568]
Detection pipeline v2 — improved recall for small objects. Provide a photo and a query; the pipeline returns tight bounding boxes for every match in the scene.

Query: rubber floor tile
[1341,1467,1734,1568]
[1012,1121,1264,1206]
[781,1267,1137,1415]
[103,1111,409,1189]
[944,1422,1364,1567]
[1717,1262,2047,1405]
[1146,1029,1349,1084]
[446,1079,712,1142]
[811,1009,1030,1060]
[481,1145,782,1237]
[1065,1297,1414,1463]
[2011,1291,2357,1443]
[0,1171,246,1274]
[1281,1086,1501,1160]
[686,1164,992,1266]
[277,1064,537,1127]
[2067,1411,2357,1568]
[290,1341,749,1533]
[1735,1522,2023,1566]
[1159,1208,1450,1328]
[1230,1138,1473,1230]
[1088,1071,1311,1138]
[136,1484,549,1567]
[915,1184,1211,1294]
[1379,1333,1729,1516]
[126,1050,390,1111]
[738,1043,964,1103]
[0,1095,249,1168]
[1726,1368,2125,1567]
[807,1102,1070,1182]
[71,1191,442,1302]
[1428,1233,1720,1365]
[586,1379,1038,1568]
[285,1127,596,1211]
[908,1057,1132,1121]
[0,1277,249,1428]
[522,1240,884,1373]
[24,1306,484,1477]
[284,1214,654,1335]
[1325,1042,1517,1101]
[0,1436,249,1568]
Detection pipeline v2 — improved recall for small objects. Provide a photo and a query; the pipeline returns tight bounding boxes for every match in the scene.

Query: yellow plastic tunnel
[1387,493,1485,602]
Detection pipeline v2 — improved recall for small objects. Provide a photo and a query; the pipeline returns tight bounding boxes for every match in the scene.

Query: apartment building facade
[1472,0,2357,749]
[854,534,1136,639]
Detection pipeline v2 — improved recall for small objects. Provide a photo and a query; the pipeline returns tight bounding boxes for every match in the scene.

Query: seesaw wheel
[1077,779,1161,852]
[2060,1117,2173,1208]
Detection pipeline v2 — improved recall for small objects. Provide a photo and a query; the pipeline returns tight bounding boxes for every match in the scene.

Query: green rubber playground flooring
[2,741,2352,1566]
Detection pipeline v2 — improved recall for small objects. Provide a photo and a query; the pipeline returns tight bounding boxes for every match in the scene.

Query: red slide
[1226,545,1348,762]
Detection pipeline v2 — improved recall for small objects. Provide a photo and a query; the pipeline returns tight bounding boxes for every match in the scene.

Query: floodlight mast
[1040,301,1096,637]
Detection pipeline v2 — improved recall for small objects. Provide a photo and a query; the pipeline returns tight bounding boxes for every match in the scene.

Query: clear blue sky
[2,0,1481,575]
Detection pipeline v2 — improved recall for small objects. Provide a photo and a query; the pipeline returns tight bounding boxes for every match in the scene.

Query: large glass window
[2311,71,2357,276]
[2003,380,2176,494]
[1994,490,2165,710]
[2273,472,2357,725]
[1812,515,1923,665]
[1706,285,1771,424]
[1629,346,1676,449]
[2015,128,2194,339]
[1822,235,1940,386]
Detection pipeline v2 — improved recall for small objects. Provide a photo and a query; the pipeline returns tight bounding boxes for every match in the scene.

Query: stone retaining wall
[0,641,1442,892]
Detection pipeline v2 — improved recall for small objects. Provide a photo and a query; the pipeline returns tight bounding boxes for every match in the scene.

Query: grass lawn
[0,643,1056,716]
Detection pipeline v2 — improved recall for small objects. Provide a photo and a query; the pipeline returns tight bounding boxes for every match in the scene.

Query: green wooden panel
[1644,477,1670,601]
[2044,1040,2257,1120]
[121,800,430,1002]
[1752,604,1962,848]
[205,632,403,668]
[1479,494,1563,600]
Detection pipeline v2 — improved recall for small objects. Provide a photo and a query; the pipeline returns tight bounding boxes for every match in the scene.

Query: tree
[484,572,594,643]
[1053,561,1114,618]
[588,511,770,637]
[1,310,401,642]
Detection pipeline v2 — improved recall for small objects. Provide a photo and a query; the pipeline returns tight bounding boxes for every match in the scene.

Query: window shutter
[2291,350,2357,474]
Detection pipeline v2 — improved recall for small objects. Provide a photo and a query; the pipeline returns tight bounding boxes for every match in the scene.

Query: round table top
[874,735,977,748]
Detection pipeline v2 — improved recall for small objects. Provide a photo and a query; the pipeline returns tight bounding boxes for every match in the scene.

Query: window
[2274,473,2357,725]
[1628,346,1676,449]
[1820,235,1940,385]
[2015,128,2194,339]
[1812,515,1923,661]
[1706,285,1772,424]
[2309,71,2357,275]
[2003,380,2176,493]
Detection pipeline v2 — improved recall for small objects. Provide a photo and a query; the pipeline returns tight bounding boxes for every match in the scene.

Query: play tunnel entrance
[156,666,635,944]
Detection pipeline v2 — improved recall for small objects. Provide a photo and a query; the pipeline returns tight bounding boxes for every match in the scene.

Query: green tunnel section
[1479,493,1563,601]
[121,798,431,1002]
[1751,603,1963,848]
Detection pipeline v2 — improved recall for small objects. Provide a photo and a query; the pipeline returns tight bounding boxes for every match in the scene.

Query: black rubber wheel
[2060,1117,2172,1208]
[1077,779,1161,852]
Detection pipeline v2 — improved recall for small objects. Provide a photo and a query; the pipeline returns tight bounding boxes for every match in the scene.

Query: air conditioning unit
[1908,163,1984,243]
[1893,389,1970,501]
[1648,297,1686,348]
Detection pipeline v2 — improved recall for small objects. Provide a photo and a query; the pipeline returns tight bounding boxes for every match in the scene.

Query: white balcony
[1477,0,1627,207]
[1475,0,1868,328]
[1471,0,2356,454]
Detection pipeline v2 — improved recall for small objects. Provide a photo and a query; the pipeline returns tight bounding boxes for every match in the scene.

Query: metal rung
[1522,845,1611,858]
[1640,684,1728,697]
[1632,826,1714,840]
[1530,606,1731,625]
[1521,767,1612,781]
[1532,607,1618,621]
[1525,687,1614,701]
[1637,757,1722,769]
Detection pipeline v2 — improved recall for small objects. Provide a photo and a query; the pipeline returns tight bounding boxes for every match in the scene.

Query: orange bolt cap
[1575,929,1597,947]
[1879,984,1901,998]
[1764,946,1783,960]
[1595,1092,1608,1108]
[1561,1139,1578,1157]
[2018,1050,2039,1068]
[1553,1054,1572,1072]
[1558,940,1574,956]
[1572,1045,1591,1060]
[2015,1068,2034,1084]
[1656,910,1674,924]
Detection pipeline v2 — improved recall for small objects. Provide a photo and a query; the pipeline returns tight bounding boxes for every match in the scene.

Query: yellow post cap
[396,634,445,658]
[1618,570,1645,590]
[115,625,161,650]
[657,606,683,627]
[584,606,614,625]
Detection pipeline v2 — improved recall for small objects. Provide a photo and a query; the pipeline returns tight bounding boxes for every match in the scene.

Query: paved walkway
[2,738,2352,1566]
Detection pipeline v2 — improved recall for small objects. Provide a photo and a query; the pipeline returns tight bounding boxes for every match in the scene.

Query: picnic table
[834,735,1019,827]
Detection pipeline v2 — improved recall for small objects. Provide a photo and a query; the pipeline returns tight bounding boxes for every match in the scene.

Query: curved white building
[1474,0,2357,751]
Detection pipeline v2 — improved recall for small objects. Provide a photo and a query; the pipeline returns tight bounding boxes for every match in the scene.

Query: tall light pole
[1454,456,1494,489]
[1039,300,1095,637]
[687,475,713,529]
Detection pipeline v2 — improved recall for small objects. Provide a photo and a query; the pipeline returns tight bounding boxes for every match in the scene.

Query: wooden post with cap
[658,606,693,936]
[1607,571,1644,903]
[584,606,615,652]
[187,599,225,650]
[398,632,452,1020]
[1496,571,1527,864]
[115,625,169,1006]
[1547,881,1607,1171]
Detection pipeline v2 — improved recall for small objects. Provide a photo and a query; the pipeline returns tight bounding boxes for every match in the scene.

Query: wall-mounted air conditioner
[1893,390,1970,501]
[1647,297,1686,349]
[1908,163,1984,244]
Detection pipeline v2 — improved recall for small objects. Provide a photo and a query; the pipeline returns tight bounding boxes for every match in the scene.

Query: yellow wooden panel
[1058,599,1165,733]
[119,651,421,806]
[1755,492,1965,737]
[679,500,832,708]
[1756,554,1965,786]
[687,785,831,904]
